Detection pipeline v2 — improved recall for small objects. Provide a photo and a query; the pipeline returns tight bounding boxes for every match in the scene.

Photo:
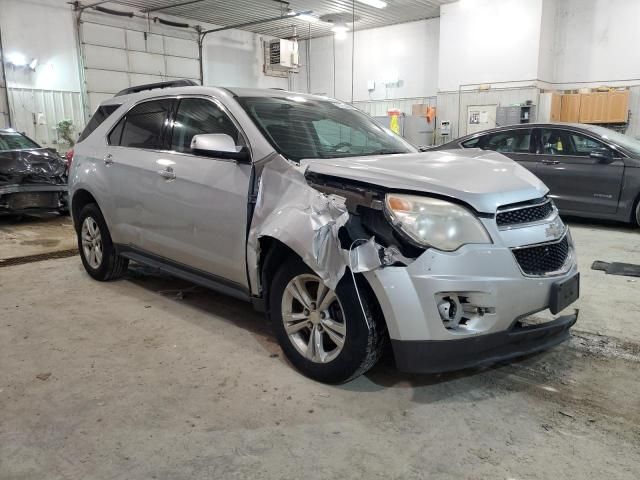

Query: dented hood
[0,148,67,186]
[300,149,548,214]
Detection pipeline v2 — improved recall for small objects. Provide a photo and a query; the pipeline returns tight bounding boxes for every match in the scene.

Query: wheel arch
[71,189,99,231]
[257,236,388,335]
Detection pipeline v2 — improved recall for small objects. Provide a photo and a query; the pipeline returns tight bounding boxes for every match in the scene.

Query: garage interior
[1,0,639,478]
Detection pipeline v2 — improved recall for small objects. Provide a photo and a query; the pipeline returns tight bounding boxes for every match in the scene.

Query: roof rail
[114,79,199,97]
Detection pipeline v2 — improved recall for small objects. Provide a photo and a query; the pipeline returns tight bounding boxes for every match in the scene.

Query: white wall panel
[83,45,128,71]
[85,69,129,95]
[166,57,200,79]
[164,37,199,59]
[82,23,126,49]
[127,51,166,76]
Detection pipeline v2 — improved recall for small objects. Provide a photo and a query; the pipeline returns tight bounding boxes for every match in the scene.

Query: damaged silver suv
[69,80,579,383]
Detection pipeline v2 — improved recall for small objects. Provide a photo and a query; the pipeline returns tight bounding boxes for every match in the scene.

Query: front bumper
[362,220,579,373]
[0,184,68,213]
[392,311,578,373]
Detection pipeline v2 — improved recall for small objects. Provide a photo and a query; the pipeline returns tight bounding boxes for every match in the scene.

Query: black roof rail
[114,79,199,97]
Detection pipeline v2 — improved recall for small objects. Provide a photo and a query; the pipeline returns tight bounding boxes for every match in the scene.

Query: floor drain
[0,248,78,268]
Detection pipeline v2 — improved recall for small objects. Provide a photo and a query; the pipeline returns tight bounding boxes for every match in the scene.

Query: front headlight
[384,194,492,251]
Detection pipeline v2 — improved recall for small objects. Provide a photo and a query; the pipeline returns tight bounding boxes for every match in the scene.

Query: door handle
[158,166,176,180]
[104,154,114,166]
[542,159,560,165]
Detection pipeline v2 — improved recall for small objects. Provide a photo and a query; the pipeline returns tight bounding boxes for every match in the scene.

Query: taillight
[65,149,74,174]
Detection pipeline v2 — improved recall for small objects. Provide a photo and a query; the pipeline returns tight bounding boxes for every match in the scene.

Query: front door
[535,128,624,214]
[145,96,252,287]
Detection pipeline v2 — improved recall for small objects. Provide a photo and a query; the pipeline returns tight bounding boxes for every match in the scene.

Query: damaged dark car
[0,128,68,215]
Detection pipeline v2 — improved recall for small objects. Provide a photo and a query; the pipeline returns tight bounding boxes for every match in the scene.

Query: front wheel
[269,255,385,383]
[77,203,128,281]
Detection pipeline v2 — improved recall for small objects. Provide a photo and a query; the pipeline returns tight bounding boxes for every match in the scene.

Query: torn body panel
[247,156,413,297]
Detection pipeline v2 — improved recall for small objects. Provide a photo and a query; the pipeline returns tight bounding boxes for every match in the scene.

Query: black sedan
[0,129,68,215]
[433,123,640,226]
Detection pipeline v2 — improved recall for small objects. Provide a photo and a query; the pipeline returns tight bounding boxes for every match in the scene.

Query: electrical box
[264,39,299,77]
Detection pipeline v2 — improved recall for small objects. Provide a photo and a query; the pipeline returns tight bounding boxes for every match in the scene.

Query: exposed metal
[78,0,454,39]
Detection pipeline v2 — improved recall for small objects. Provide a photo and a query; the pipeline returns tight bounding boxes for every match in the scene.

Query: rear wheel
[270,255,385,383]
[635,199,640,227]
[77,203,128,281]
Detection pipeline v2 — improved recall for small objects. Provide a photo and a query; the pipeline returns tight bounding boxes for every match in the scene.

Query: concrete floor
[0,214,75,261]
[1,216,639,479]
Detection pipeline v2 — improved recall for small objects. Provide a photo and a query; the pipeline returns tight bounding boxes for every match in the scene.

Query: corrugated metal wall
[7,88,83,150]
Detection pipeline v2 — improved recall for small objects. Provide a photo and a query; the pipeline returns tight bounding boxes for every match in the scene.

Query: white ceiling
[89,0,454,39]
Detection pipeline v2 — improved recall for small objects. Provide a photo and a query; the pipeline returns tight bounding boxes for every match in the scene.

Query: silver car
[69,81,579,383]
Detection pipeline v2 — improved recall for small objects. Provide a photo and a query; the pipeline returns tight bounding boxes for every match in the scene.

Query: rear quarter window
[78,104,121,143]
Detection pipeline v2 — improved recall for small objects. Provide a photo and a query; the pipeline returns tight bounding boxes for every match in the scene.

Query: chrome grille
[512,236,570,276]
[496,200,554,227]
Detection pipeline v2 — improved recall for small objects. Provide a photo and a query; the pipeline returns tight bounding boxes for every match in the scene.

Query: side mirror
[590,147,613,163]
[191,134,250,162]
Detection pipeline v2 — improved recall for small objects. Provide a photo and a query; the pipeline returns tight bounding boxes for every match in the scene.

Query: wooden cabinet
[579,92,608,123]
[550,93,562,121]
[560,94,581,122]
[559,90,629,124]
[606,90,629,123]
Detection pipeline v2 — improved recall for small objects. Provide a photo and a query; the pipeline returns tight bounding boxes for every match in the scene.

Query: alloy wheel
[81,216,103,269]
[281,274,347,363]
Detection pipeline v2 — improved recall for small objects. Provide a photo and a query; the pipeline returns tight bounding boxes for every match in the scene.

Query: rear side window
[111,99,173,149]
[483,130,532,153]
[170,98,240,153]
[78,104,121,142]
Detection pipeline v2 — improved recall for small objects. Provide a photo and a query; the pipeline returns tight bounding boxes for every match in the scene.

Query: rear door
[144,96,253,287]
[476,128,538,174]
[535,128,624,214]
[105,98,175,247]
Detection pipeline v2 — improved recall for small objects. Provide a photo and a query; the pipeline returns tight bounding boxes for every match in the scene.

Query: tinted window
[117,99,173,149]
[170,98,240,153]
[237,96,415,161]
[541,129,610,157]
[461,137,481,148]
[0,131,40,151]
[78,104,121,142]
[484,130,532,153]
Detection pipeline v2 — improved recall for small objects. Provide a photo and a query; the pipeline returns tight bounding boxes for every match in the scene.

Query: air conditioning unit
[264,39,299,77]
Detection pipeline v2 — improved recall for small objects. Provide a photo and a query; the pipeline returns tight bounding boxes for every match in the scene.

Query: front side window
[483,130,532,153]
[541,129,610,157]
[237,96,415,161]
[0,131,40,151]
[170,98,241,153]
[112,99,173,149]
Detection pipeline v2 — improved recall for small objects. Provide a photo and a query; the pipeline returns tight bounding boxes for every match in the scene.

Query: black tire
[269,255,385,384]
[77,203,128,281]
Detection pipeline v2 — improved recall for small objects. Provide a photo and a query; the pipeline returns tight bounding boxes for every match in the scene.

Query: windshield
[237,96,416,161]
[582,125,640,156]
[0,131,41,151]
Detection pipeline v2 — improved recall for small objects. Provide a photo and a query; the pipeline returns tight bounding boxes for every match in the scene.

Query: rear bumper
[391,311,578,373]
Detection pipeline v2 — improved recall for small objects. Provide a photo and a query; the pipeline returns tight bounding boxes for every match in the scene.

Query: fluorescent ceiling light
[331,25,349,33]
[297,13,320,22]
[356,0,387,8]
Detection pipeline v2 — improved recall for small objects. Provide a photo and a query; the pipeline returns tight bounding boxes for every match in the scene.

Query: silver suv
[69,81,579,383]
